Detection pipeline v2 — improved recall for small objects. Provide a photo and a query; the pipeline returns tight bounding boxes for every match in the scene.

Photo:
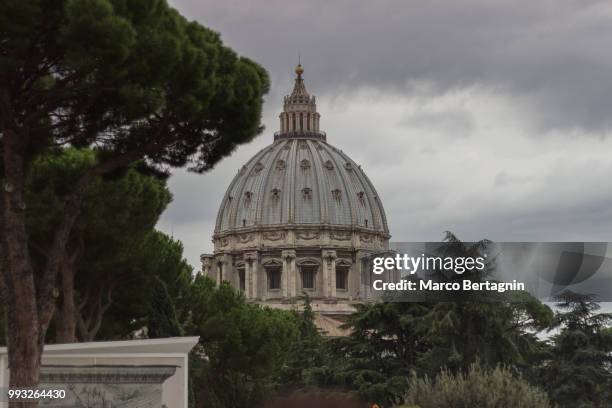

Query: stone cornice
[213,224,391,240]
[40,365,177,384]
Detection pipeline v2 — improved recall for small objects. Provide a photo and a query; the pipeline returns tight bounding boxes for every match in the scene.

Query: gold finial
[295,63,304,77]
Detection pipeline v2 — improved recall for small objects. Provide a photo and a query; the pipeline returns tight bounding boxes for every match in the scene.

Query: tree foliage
[95,230,193,340]
[539,291,612,407]
[1,0,270,168]
[186,277,300,408]
[300,234,553,406]
[24,148,196,343]
[323,302,431,406]
[147,276,183,338]
[416,233,552,374]
[278,294,332,389]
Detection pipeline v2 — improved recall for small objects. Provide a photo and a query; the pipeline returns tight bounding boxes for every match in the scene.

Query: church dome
[214,138,389,233]
[214,65,389,236]
[205,64,391,314]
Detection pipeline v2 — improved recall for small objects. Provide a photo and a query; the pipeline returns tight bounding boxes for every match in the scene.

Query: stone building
[201,64,390,317]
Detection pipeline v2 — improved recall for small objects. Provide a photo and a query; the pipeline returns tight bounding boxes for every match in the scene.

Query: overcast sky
[159,0,612,269]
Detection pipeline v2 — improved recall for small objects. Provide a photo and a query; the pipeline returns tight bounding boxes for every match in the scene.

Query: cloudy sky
[159,0,612,269]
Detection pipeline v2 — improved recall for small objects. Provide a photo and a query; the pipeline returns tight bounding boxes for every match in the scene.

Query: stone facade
[39,365,176,407]
[0,337,199,408]
[203,65,390,315]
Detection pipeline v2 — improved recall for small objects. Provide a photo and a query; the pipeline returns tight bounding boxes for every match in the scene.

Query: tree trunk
[1,129,42,408]
[76,283,115,342]
[55,256,76,343]
[592,385,600,408]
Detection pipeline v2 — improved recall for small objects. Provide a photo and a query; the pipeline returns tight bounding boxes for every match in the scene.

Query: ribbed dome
[214,138,389,234]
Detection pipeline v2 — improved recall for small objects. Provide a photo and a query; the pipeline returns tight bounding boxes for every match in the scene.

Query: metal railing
[273,130,327,142]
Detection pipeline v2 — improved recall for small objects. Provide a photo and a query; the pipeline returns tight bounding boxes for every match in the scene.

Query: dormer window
[276,160,286,170]
[357,191,366,205]
[344,162,353,172]
[271,188,281,199]
[300,159,310,170]
[244,191,253,203]
[332,189,342,200]
[302,187,312,199]
[253,162,264,174]
[324,160,334,170]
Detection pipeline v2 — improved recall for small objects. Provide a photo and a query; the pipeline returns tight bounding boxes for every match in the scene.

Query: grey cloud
[172,0,612,132]
[494,171,532,186]
[398,109,474,137]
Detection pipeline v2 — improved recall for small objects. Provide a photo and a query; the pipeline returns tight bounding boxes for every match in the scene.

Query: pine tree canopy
[0,0,270,172]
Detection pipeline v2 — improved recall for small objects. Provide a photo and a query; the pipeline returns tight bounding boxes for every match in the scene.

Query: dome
[214,138,389,234]
[204,64,390,315]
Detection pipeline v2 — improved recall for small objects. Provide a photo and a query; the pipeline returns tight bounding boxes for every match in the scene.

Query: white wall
[0,337,199,408]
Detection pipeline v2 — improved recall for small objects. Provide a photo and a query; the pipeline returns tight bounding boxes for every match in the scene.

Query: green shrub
[401,364,552,408]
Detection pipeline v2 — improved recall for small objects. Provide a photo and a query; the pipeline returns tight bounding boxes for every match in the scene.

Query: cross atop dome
[276,64,325,142]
